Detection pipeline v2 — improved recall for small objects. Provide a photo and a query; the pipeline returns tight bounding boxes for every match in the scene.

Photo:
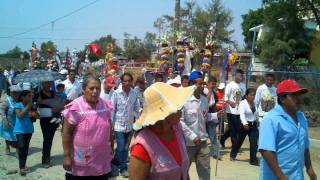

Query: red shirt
[130,127,182,166]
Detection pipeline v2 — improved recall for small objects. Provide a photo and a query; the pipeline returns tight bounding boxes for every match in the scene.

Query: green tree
[123,32,157,60]
[40,41,57,59]
[241,8,264,50]
[153,0,235,51]
[0,46,22,58]
[258,1,313,70]
[91,34,122,56]
[263,0,320,25]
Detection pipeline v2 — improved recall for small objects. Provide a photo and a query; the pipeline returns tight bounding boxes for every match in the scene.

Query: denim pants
[40,118,59,164]
[206,121,219,157]
[16,133,32,169]
[115,131,132,173]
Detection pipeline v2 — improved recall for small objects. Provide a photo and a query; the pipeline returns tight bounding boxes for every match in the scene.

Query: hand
[202,111,208,118]
[217,110,225,118]
[243,124,250,131]
[229,101,236,108]
[307,167,317,180]
[193,137,201,145]
[63,156,72,172]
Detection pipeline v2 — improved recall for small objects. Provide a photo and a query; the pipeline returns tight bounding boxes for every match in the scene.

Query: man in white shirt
[180,71,224,180]
[221,69,246,161]
[254,73,277,122]
[63,69,81,102]
[100,75,115,101]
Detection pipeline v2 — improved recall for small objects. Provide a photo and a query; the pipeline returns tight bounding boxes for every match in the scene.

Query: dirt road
[0,122,319,180]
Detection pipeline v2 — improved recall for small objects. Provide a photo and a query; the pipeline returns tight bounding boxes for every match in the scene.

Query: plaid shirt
[111,87,141,132]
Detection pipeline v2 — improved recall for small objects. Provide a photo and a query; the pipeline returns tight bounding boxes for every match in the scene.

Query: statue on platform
[29,42,39,68]
[201,24,217,80]
[174,32,187,75]
[158,34,170,76]
[105,43,116,74]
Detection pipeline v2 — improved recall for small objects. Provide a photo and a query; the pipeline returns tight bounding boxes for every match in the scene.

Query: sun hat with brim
[133,82,195,130]
[276,79,308,95]
[217,83,225,90]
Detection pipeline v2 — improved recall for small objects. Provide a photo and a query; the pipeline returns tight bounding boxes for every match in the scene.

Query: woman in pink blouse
[62,76,113,180]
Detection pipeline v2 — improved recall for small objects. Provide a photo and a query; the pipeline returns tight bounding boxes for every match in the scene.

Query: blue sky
[0,0,262,53]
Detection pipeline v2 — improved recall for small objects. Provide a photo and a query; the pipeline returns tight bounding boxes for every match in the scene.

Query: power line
[0,37,92,41]
[0,0,102,38]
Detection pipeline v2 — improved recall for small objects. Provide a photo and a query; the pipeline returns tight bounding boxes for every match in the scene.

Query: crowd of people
[0,66,317,180]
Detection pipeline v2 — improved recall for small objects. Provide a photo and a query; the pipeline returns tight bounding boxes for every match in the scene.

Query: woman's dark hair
[18,90,31,102]
[243,88,256,100]
[277,93,288,105]
[82,76,101,90]
[208,76,218,83]
[181,75,189,81]
[121,72,133,82]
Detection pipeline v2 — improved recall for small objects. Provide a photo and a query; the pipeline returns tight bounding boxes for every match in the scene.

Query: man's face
[283,93,302,112]
[235,73,244,83]
[69,72,76,81]
[194,78,204,95]
[137,82,146,90]
[122,75,133,90]
[208,81,217,90]
[265,76,274,87]
[104,83,113,93]
[181,79,189,87]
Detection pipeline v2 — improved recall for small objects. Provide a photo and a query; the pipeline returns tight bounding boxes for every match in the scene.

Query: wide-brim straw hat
[133,82,195,130]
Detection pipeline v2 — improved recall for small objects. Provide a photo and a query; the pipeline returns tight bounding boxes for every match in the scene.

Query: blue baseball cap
[189,71,204,81]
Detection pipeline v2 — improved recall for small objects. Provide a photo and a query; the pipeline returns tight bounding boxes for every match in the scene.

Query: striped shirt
[111,87,141,132]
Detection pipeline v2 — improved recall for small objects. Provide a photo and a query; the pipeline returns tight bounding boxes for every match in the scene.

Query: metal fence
[246,68,320,111]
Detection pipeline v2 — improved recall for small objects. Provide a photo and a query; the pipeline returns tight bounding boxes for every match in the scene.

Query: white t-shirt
[224,81,246,115]
[254,84,277,120]
[63,79,81,101]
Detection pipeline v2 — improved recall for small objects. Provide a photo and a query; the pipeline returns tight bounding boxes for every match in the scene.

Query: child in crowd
[15,90,38,176]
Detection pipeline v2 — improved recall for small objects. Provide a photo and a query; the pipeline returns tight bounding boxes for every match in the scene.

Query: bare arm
[129,156,150,180]
[304,149,317,180]
[260,150,287,180]
[62,118,75,171]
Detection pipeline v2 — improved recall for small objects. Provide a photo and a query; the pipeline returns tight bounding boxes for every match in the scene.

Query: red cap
[276,79,308,95]
[105,76,116,87]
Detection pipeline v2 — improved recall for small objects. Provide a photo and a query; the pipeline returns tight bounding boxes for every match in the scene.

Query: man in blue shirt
[259,80,317,180]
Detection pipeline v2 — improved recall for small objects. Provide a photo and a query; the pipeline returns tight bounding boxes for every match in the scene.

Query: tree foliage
[0,46,30,59]
[91,34,122,56]
[241,8,264,49]
[153,0,235,51]
[258,1,313,70]
[40,41,57,59]
[123,32,157,60]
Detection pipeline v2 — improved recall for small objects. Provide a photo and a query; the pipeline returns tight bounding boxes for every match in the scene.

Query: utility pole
[173,0,181,46]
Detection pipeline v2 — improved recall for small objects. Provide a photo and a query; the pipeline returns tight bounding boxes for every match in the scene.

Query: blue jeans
[206,121,219,157]
[115,131,132,173]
